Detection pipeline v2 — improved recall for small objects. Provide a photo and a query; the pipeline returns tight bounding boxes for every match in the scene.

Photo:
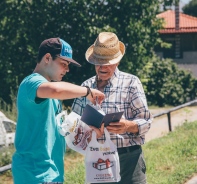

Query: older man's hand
[87,123,104,143]
[106,119,138,134]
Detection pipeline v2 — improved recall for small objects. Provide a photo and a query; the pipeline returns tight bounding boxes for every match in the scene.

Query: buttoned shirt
[72,68,153,148]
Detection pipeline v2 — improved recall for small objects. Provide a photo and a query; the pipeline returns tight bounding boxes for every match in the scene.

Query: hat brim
[85,41,125,65]
[58,56,81,67]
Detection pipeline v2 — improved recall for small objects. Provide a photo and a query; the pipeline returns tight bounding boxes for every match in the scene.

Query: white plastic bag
[57,111,92,155]
[85,128,121,183]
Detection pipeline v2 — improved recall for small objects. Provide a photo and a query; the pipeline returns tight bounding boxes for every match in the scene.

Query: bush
[140,56,197,106]
[0,145,15,167]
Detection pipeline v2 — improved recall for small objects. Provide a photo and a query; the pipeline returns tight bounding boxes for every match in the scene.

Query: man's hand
[86,88,105,105]
[106,119,138,134]
[87,123,104,143]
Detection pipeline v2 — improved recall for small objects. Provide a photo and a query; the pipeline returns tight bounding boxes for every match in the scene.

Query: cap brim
[59,56,81,67]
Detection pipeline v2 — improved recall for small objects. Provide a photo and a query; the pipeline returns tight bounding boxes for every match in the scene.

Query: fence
[153,99,197,131]
[0,99,197,173]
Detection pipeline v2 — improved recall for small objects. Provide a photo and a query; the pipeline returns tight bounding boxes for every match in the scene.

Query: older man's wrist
[126,120,139,134]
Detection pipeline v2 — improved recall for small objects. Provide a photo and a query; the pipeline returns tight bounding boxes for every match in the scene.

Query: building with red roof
[155,10,197,64]
[157,10,197,34]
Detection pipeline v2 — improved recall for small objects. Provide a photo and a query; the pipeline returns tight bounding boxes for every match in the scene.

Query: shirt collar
[110,67,120,82]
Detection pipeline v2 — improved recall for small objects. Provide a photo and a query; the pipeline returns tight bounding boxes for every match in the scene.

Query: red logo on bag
[92,158,114,170]
[73,127,83,145]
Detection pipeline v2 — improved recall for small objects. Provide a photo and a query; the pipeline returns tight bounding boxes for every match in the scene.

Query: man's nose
[99,65,107,69]
[65,66,69,72]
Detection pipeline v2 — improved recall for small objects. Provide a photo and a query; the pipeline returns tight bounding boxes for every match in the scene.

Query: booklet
[81,104,124,128]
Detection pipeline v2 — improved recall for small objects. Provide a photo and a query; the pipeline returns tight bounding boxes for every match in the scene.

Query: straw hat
[85,32,125,65]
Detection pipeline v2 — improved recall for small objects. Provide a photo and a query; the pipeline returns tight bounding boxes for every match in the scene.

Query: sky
[163,0,192,11]
[180,0,192,10]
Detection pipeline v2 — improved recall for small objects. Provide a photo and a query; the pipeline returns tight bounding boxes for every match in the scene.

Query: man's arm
[107,77,153,135]
[37,81,104,104]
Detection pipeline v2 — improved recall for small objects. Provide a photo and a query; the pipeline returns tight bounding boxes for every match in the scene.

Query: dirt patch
[0,174,13,184]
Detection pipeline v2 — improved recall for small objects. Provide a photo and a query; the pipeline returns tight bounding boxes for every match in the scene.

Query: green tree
[140,56,197,106]
[182,0,197,17]
[1,0,193,108]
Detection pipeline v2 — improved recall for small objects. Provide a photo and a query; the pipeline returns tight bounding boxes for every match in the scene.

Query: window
[3,121,16,133]
[163,35,182,59]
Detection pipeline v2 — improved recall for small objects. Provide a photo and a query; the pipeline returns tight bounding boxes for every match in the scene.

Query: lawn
[1,121,197,184]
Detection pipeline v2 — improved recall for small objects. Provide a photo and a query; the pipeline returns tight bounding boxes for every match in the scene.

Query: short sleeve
[24,74,48,103]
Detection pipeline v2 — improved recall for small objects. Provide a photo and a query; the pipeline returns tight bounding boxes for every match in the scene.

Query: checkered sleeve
[72,97,85,116]
[129,77,153,136]
[72,79,94,116]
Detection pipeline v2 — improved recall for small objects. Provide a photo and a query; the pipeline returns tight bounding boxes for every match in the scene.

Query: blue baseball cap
[38,37,81,67]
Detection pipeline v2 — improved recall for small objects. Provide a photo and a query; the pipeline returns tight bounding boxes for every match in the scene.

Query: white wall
[155,51,197,78]
[177,64,197,78]
[174,51,197,64]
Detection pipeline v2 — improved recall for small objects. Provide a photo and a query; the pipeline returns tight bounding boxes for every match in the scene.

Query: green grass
[63,121,197,184]
[1,121,197,184]
[144,121,197,184]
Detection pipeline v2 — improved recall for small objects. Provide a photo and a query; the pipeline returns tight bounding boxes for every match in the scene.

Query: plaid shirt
[72,68,153,148]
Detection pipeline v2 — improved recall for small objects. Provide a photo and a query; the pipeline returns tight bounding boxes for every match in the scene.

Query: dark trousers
[92,145,146,184]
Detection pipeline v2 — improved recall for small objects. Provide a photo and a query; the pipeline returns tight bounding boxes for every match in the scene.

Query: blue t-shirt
[12,73,66,184]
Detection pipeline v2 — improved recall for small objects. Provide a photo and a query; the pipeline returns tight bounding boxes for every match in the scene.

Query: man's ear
[45,53,51,63]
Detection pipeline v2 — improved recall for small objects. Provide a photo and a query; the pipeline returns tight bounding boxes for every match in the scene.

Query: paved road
[185,176,197,184]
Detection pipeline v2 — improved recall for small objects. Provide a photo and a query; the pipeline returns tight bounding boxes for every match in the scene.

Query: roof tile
[157,10,197,33]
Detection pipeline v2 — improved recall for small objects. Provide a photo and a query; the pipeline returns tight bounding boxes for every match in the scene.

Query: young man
[12,37,105,184]
[72,32,153,184]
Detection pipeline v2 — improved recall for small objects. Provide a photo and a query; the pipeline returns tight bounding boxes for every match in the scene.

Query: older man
[72,32,153,184]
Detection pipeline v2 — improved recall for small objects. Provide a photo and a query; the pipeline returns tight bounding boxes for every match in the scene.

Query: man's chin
[98,76,110,81]
[51,78,61,82]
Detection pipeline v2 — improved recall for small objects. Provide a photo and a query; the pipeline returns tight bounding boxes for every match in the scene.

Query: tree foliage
[182,0,197,17]
[0,0,196,107]
[141,56,197,106]
[0,0,164,103]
